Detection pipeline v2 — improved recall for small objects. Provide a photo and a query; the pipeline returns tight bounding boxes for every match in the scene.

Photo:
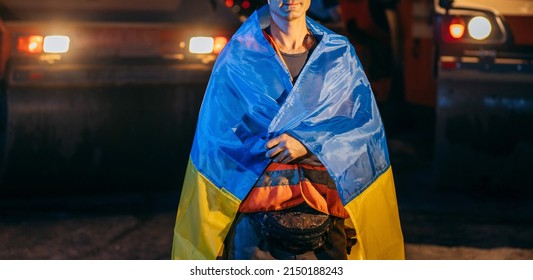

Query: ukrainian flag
[172,6,404,260]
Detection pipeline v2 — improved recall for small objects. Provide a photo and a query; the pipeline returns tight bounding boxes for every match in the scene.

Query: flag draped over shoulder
[172,6,404,260]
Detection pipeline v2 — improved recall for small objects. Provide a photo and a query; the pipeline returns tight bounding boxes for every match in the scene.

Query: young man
[172,0,404,260]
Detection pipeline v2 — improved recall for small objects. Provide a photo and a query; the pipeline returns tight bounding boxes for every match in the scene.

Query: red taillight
[225,0,234,7]
[213,36,228,54]
[18,35,44,54]
[242,0,251,9]
[449,17,466,39]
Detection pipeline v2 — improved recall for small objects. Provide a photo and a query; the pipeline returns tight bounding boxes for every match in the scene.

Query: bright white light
[468,16,492,40]
[189,37,214,54]
[43,36,70,53]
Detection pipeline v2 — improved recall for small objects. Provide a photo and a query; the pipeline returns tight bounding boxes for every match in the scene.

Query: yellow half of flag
[172,160,404,260]
[345,166,405,260]
[171,159,240,260]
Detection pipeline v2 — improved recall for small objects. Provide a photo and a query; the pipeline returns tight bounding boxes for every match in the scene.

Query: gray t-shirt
[281,50,310,82]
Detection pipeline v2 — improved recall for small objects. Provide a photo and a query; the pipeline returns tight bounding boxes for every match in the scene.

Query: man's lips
[281,2,301,6]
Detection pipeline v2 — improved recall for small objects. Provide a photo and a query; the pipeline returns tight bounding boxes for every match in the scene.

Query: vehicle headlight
[189,36,229,55]
[189,37,215,54]
[468,16,492,40]
[43,36,70,53]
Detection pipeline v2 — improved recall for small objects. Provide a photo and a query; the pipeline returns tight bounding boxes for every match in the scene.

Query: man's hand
[265,133,309,164]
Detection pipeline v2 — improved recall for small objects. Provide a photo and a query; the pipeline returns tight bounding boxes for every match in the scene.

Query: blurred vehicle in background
[432,0,533,191]
[0,0,240,194]
[337,0,533,192]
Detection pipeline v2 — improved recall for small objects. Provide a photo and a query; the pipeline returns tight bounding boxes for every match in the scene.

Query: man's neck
[269,15,308,54]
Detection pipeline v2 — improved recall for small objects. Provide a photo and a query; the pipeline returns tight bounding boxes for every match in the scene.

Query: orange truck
[339,0,533,191]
